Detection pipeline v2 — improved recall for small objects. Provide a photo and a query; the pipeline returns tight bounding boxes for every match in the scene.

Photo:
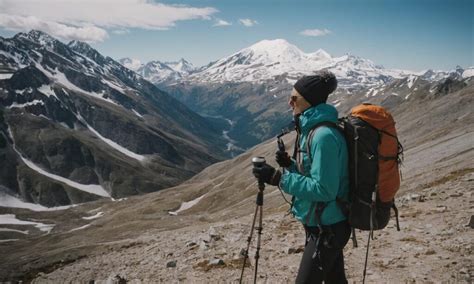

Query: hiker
[252,71,351,283]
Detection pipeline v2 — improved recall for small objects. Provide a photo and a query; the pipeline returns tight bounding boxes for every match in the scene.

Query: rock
[287,246,304,254]
[166,260,177,268]
[186,241,197,247]
[114,275,127,284]
[208,226,221,241]
[449,193,463,197]
[209,258,225,266]
[425,249,436,255]
[409,193,420,200]
[435,206,447,213]
[239,248,247,258]
[468,215,474,229]
[199,241,209,250]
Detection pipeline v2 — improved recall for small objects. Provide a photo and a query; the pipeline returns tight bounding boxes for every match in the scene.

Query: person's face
[288,88,311,116]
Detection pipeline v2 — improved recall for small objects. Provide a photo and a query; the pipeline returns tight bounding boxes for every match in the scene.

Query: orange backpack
[350,104,402,203]
[306,103,403,231]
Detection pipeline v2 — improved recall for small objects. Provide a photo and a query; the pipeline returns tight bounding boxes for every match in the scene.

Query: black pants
[295,221,351,284]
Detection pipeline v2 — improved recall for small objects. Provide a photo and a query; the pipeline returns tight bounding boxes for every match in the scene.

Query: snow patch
[132,109,143,118]
[0,193,77,211]
[82,212,104,220]
[51,69,118,106]
[0,73,13,79]
[0,214,54,233]
[0,228,29,234]
[68,224,91,232]
[462,68,474,78]
[0,239,19,243]
[407,75,417,89]
[168,194,207,215]
[371,89,380,97]
[7,99,44,109]
[37,85,58,99]
[77,114,146,162]
[19,155,110,198]
[15,87,33,94]
[101,79,127,94]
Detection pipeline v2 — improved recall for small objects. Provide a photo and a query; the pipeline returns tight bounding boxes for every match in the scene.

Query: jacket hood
[298,103,339,134]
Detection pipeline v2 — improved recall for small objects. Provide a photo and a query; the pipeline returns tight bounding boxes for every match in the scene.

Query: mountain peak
[67,39,106,65]
[247,39,303,57]
[68,40,94,53]
[15,30,57,46]
[308,49,332,61]
[165,58,195,73]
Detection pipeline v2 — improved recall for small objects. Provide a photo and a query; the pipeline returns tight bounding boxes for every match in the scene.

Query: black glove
[275,150,291,168]
[252,163,281,186]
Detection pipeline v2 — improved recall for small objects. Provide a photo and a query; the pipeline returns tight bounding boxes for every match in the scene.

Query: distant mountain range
[120,39,473,88]
[0,30,228,206]
[119,57,196,85]
[135,39,472,149]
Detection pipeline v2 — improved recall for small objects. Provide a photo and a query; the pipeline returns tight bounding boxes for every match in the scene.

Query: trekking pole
[362,191,377,284]
[240,157,266,284]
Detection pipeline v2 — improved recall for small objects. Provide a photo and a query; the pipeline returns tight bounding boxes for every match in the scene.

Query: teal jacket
[280,103,349,226]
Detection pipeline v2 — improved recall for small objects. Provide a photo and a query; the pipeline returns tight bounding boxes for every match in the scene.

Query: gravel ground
[31,171,473,283]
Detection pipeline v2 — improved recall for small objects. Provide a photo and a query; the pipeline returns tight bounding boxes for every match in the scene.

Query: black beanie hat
[293,71,337,106]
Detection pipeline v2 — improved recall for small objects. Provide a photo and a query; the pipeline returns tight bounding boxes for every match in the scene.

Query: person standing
[252,71,351,283]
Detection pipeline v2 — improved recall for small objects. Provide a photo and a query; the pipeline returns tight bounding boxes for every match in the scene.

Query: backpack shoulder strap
[306,121,341,162]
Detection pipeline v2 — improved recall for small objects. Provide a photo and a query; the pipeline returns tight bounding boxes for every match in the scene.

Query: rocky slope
[0,78,472,282]
[0,30,228,206]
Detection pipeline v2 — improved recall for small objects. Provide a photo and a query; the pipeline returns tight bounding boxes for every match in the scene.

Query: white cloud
[299,29,332,37]
[0,14,108,42]
[239,18,258,27]
[0,0,218,42]
[213,19,231,27]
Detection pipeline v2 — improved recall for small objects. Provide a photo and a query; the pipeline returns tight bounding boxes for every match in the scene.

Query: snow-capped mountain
[184,39,414,87]
[0,30,228,207]
[165,58,195,74]
[119,57,195,84]
[180,39,472,89]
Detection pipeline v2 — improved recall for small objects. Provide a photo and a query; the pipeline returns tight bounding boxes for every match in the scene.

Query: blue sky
[0,0,472,71]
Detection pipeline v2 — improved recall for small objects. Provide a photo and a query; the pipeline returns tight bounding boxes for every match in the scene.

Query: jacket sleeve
[280,130,341,202]
[286,158,298,172]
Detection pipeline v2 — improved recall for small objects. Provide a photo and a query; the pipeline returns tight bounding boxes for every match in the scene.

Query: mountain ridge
[0,30,228,207]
